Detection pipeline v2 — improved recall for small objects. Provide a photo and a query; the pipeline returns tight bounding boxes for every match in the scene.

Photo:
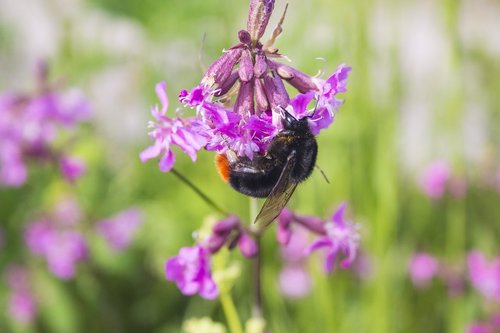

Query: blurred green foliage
[1,0,500,332]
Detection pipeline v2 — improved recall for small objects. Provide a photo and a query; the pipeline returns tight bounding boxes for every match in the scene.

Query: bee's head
[279,107,310,133]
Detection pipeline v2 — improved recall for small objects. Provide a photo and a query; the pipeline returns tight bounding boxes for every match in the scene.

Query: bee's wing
[254,151,298,228]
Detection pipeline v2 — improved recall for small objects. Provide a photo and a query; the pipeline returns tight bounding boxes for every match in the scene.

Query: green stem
[171,168,228,215]
[220,292,244,333]
[249,197,264,318]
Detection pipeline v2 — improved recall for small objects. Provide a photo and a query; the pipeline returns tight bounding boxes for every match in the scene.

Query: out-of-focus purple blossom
[278,227,312,298]
[45,231,87,279]
[96,208,143,251]
[24,219,88,279]
[59,155,86,182]
[140,81,209,172]
[238,232,258,258]
[352,253,375,281]
[0,71,90,187]
[420,161,450,199]
[468,251,500,302]
[52,197,82,226]
[5,265,37,325]
[277,208,294,245]
[166,245,218,300]
[306,202,360,273]
[279,265,312,299]
[0,140,27,187]
[466,322,494,333]
[408,252,440,288]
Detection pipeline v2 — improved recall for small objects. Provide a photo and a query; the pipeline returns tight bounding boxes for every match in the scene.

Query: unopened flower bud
[234,81,255,116]
[247,0,275,42]
[203,48,243,88]
[274,62,318,93]
[212,215,240,234]
[254,78,269,115]
[254,53,268,78]
[238,30,252,45]
[263,74,289,109]
[238,50,254,82]
[215,71,239,97]
[238,232,258,257]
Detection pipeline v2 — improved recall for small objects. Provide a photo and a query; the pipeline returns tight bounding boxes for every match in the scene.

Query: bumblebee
[216,108,318,227]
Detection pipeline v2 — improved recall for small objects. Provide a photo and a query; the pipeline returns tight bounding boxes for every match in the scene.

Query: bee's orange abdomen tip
[215,154,230,183]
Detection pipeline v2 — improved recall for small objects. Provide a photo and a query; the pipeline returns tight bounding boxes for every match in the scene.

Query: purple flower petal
[165,245,219,300]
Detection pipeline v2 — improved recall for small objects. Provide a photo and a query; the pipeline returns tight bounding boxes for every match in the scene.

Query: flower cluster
[24,198,143,279]
[25,214,88,280]
[166,203,360,300]
[409,250,500,332]
[280,202,361,273]
[165,215,257,299]
[141,0,350,172]
[468,251,500,302]
[4,265,37,325]
[0,63,90,186]
[408,252,465,296]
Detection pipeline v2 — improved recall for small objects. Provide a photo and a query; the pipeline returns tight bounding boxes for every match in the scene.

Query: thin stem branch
[249,197,263,318]
[171,168,229,216]
[252,236,263,318]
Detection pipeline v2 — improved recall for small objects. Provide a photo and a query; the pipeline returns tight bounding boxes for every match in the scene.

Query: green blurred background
[1,0,499,332]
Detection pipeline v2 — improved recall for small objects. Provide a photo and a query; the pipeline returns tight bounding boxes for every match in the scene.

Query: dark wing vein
[254,151,298,228]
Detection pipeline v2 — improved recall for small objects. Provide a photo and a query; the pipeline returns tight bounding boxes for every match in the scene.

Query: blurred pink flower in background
[59,155,87,182]
[0,68,90,187]
[96,208,143,251]
[467,251,500,302]
[24,219,88,279]
[419,161,450,199]
[408,252,440,288]
[278,227,312,298]
[5,265,37,324]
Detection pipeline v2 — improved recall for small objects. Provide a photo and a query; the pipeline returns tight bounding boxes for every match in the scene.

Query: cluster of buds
[0,63,90,186]
[141,0,351,171]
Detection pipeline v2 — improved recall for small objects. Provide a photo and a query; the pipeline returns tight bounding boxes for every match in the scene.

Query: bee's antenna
[171,168,229,216]
[315,165,330,184]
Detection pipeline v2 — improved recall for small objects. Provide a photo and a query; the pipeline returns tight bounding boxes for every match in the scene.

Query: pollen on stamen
[215,154,230,183]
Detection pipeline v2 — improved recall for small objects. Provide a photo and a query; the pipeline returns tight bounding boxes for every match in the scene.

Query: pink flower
[24,220,88,279]
[419,161,450,199]
[96,208,143,251]
[165,245,218,300]
[408,252,439,288]
[4,265,37,325]
[140,82,209,172]
[278,226,312,298]
[306,202,360,272]
[468,251,500,301]
[141,4,351,171]
[279,266,312,299]
[59,155,86,182]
